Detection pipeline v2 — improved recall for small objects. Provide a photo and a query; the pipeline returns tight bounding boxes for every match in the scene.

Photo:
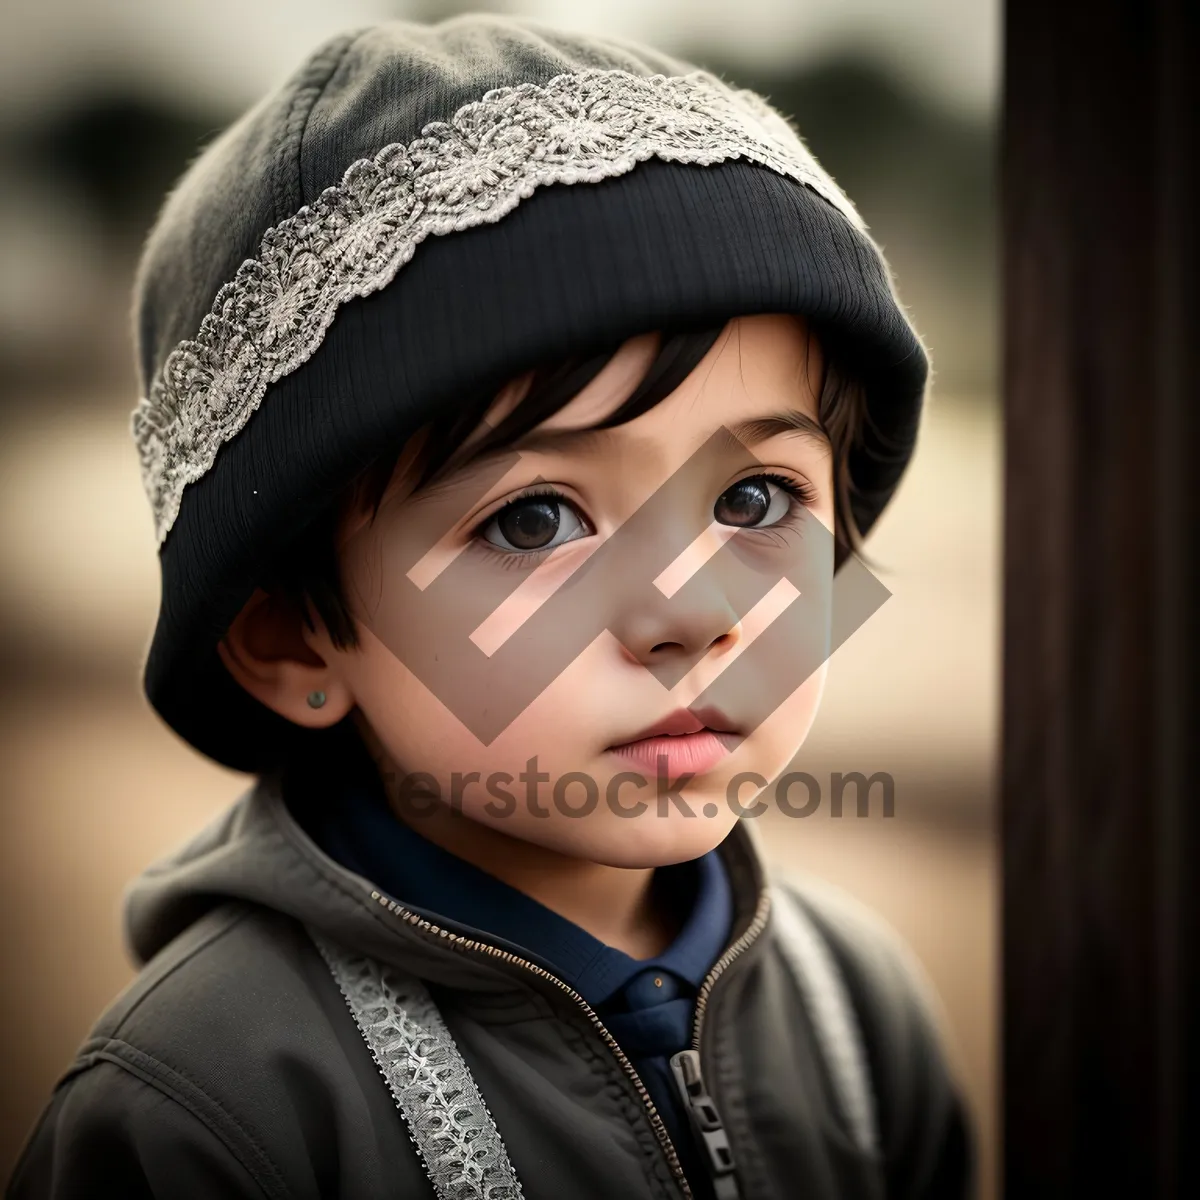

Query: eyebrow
[719,410,832,454]
[499,408,831,460]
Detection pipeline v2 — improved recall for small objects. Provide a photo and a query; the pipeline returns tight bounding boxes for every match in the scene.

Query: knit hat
[130,13,929,771]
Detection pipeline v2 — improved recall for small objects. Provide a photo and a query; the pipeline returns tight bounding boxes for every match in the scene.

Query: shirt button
[654,977,663,987]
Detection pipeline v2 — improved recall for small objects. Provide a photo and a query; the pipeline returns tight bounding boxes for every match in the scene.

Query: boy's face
[323,313,836,868]
[217,312,836,868]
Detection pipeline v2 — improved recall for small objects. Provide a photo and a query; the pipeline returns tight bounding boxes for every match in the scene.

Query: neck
[397,799,679,958]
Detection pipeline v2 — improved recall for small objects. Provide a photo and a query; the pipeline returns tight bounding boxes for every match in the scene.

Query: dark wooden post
[1002,0,1197,1195]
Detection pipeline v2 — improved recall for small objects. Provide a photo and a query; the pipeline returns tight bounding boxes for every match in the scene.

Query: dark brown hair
[258,320,866,648]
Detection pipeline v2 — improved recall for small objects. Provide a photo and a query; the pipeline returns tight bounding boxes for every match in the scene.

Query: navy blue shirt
[297,737,734,1196]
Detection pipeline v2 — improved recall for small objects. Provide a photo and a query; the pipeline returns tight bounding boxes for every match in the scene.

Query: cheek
[341,620,609,787]
[345,627,629,797]
[722,660,827,787]
[339,624,482,771]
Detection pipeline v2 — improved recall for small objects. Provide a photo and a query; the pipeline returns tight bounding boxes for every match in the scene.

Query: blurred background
[0,0,998,1192]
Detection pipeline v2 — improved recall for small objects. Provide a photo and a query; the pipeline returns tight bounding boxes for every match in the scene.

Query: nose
[612,574,742,688]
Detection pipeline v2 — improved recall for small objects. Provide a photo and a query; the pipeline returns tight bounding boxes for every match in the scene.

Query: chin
[568,812,740,869]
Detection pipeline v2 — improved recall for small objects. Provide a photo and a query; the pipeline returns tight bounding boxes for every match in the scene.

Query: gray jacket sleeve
[6,1061,271,1200]
[786,879,975,1200]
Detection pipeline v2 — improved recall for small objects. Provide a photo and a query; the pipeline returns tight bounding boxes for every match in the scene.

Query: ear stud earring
[307,690,326,709]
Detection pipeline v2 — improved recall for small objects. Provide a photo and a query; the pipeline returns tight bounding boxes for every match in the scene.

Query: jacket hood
[123,727,772,994]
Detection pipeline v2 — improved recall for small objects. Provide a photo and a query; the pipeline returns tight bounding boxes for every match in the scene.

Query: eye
[479,491,589,553]
[714,475,799,528]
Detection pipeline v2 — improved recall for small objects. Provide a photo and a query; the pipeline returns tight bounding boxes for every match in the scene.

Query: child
[9,13,973,1200]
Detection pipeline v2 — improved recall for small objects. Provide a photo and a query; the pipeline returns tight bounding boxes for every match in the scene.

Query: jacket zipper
[689,888,772,1053]
[369,883,771,1200]
[669,888,773,1200]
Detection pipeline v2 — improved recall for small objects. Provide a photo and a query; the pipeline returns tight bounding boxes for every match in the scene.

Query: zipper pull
[670,1049,742,1200]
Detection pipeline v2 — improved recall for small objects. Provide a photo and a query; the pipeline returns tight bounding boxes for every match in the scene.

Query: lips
[603,706,746,780]
[608,705,743,748]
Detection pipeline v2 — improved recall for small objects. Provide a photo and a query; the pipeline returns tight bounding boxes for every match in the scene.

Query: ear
[216,588,355,727]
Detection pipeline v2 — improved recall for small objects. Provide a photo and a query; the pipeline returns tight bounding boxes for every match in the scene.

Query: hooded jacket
[7,757,972,1200]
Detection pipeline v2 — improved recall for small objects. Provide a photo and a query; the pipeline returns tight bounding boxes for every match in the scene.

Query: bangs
[353,322,734,521]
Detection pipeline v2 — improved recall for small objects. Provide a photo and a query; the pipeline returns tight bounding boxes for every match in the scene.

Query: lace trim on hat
[309,929,525,1199]
[132,67,866,546]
